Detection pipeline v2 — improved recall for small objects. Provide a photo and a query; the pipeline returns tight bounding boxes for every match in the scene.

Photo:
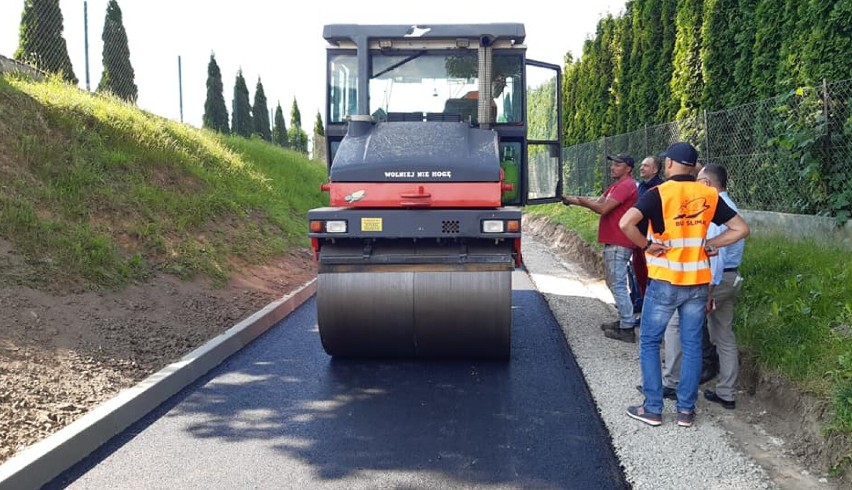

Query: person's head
[697,163,727,191]
[659,142,698,178]
[606,153,635,179]
[639,156,660,181]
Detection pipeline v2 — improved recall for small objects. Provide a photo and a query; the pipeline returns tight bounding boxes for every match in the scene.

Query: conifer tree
[231,70,253,138]
[252,78,271,141]
[203,53,229,134]
[750,0,784,99]
[700,0,739,111]
[670,0,704,120]
[288,98,308,153]
[610,12,631,134]
[801,0,852,84]
[775,0,810,90]
[314,111,324,136]
[272,102,288,148]
[654,0,678,121]
[624,0,650,131]
[729,0,758,105]
[635,0,663,125]
[15,0,77,83]
[96,0,137,102]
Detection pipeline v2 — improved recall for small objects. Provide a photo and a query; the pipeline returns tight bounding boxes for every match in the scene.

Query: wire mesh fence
[564,78,852,221]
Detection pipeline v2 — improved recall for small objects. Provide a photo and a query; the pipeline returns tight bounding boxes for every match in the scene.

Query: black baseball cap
[660,142,698,166]
[606,153,635,167]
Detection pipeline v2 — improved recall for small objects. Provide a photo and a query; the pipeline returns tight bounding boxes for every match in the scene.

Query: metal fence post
[703,109,710,162]
[83,1,90,91]
[823,78,830,159]
[178,56,183,123]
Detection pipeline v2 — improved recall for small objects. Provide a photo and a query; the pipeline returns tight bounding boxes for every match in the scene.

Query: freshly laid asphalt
[50,270,628,489]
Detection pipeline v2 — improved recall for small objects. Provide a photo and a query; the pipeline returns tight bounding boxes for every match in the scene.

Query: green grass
[0,75,327,288]
[525,202,601,246]
[525,203,852,437]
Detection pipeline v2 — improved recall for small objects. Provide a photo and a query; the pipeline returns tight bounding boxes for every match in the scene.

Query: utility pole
[84,1,90,91]
[178,56,184,123]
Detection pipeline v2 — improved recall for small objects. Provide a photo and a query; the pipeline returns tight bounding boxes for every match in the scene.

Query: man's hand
[561,195,578,206]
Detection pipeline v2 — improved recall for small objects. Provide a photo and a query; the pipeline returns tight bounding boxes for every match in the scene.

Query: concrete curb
[0,279,317,490]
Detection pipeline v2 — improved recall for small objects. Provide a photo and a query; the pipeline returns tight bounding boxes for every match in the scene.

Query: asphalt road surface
[52,270,628,489]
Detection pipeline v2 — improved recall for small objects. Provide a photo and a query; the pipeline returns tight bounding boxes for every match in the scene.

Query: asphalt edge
[0,278,317,490]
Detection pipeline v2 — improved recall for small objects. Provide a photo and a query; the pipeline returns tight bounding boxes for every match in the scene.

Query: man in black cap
[563,153,639,342]
[618,142,749,428]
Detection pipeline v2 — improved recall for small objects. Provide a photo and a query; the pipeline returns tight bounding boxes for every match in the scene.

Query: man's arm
[619,208,669,255]
[705,214,749,250]
[563,194,620,216]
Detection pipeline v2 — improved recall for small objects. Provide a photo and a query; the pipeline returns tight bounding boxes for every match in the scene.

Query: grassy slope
[0,75,327,289]
[526,203,852,441]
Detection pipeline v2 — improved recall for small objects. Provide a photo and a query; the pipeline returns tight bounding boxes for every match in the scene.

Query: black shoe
[604,327,635,343]
[635,384,677,400]
[700,367,718,384]
[600,320,620,331]
[704,390,735,409]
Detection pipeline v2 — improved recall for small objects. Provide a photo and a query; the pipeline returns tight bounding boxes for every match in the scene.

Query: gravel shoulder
[522,218,842,489]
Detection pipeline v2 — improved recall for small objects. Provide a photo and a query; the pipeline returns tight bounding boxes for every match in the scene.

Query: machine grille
[442,220,460,234]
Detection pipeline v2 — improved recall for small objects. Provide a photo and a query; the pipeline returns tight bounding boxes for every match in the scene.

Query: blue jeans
[639,279,709,414]
[603,245,636,329]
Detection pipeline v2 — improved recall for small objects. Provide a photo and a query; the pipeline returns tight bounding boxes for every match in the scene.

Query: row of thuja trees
[201,54,322,154]
[561,0,852,220]
[562,0,852,143]
[12,0,323,156]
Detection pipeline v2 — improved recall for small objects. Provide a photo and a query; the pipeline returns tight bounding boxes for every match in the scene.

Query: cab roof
[323,23,525,45]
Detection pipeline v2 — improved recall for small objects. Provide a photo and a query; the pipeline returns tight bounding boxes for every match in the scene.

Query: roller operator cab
[308,23,563,360]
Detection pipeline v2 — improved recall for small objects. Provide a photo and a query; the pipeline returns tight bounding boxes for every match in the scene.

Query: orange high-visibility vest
[645,180,719,285]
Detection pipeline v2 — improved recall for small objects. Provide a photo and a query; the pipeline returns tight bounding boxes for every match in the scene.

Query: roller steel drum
[317,268,512,359]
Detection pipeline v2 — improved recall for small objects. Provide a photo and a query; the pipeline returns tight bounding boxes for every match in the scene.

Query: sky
[1,0,627,131]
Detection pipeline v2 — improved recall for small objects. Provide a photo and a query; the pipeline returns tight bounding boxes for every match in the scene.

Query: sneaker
[676,410,695,427]
[604,327,635,343]
[704,390,736,409]
[599,320,620,331]
[626,405,662,426]
[635,384,677,401]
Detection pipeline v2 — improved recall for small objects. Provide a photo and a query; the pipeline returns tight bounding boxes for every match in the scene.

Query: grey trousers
[662,271,742,400]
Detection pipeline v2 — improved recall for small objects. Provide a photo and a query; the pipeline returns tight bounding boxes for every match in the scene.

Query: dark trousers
[702,318,719,375]
[628,248,648,313]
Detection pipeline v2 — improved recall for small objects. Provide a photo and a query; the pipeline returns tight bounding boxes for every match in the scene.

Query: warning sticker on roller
[361,217,383,232]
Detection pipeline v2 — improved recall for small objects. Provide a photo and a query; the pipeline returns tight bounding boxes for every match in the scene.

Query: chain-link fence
[564,78,852,221]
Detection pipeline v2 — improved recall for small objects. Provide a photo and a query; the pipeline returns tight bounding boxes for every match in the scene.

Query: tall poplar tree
[252,77,271,141]
[15,0,77,83]
[272,102,288,148]
[231,70,253,138]
[97,0,136,102]
[202,53,229,134]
